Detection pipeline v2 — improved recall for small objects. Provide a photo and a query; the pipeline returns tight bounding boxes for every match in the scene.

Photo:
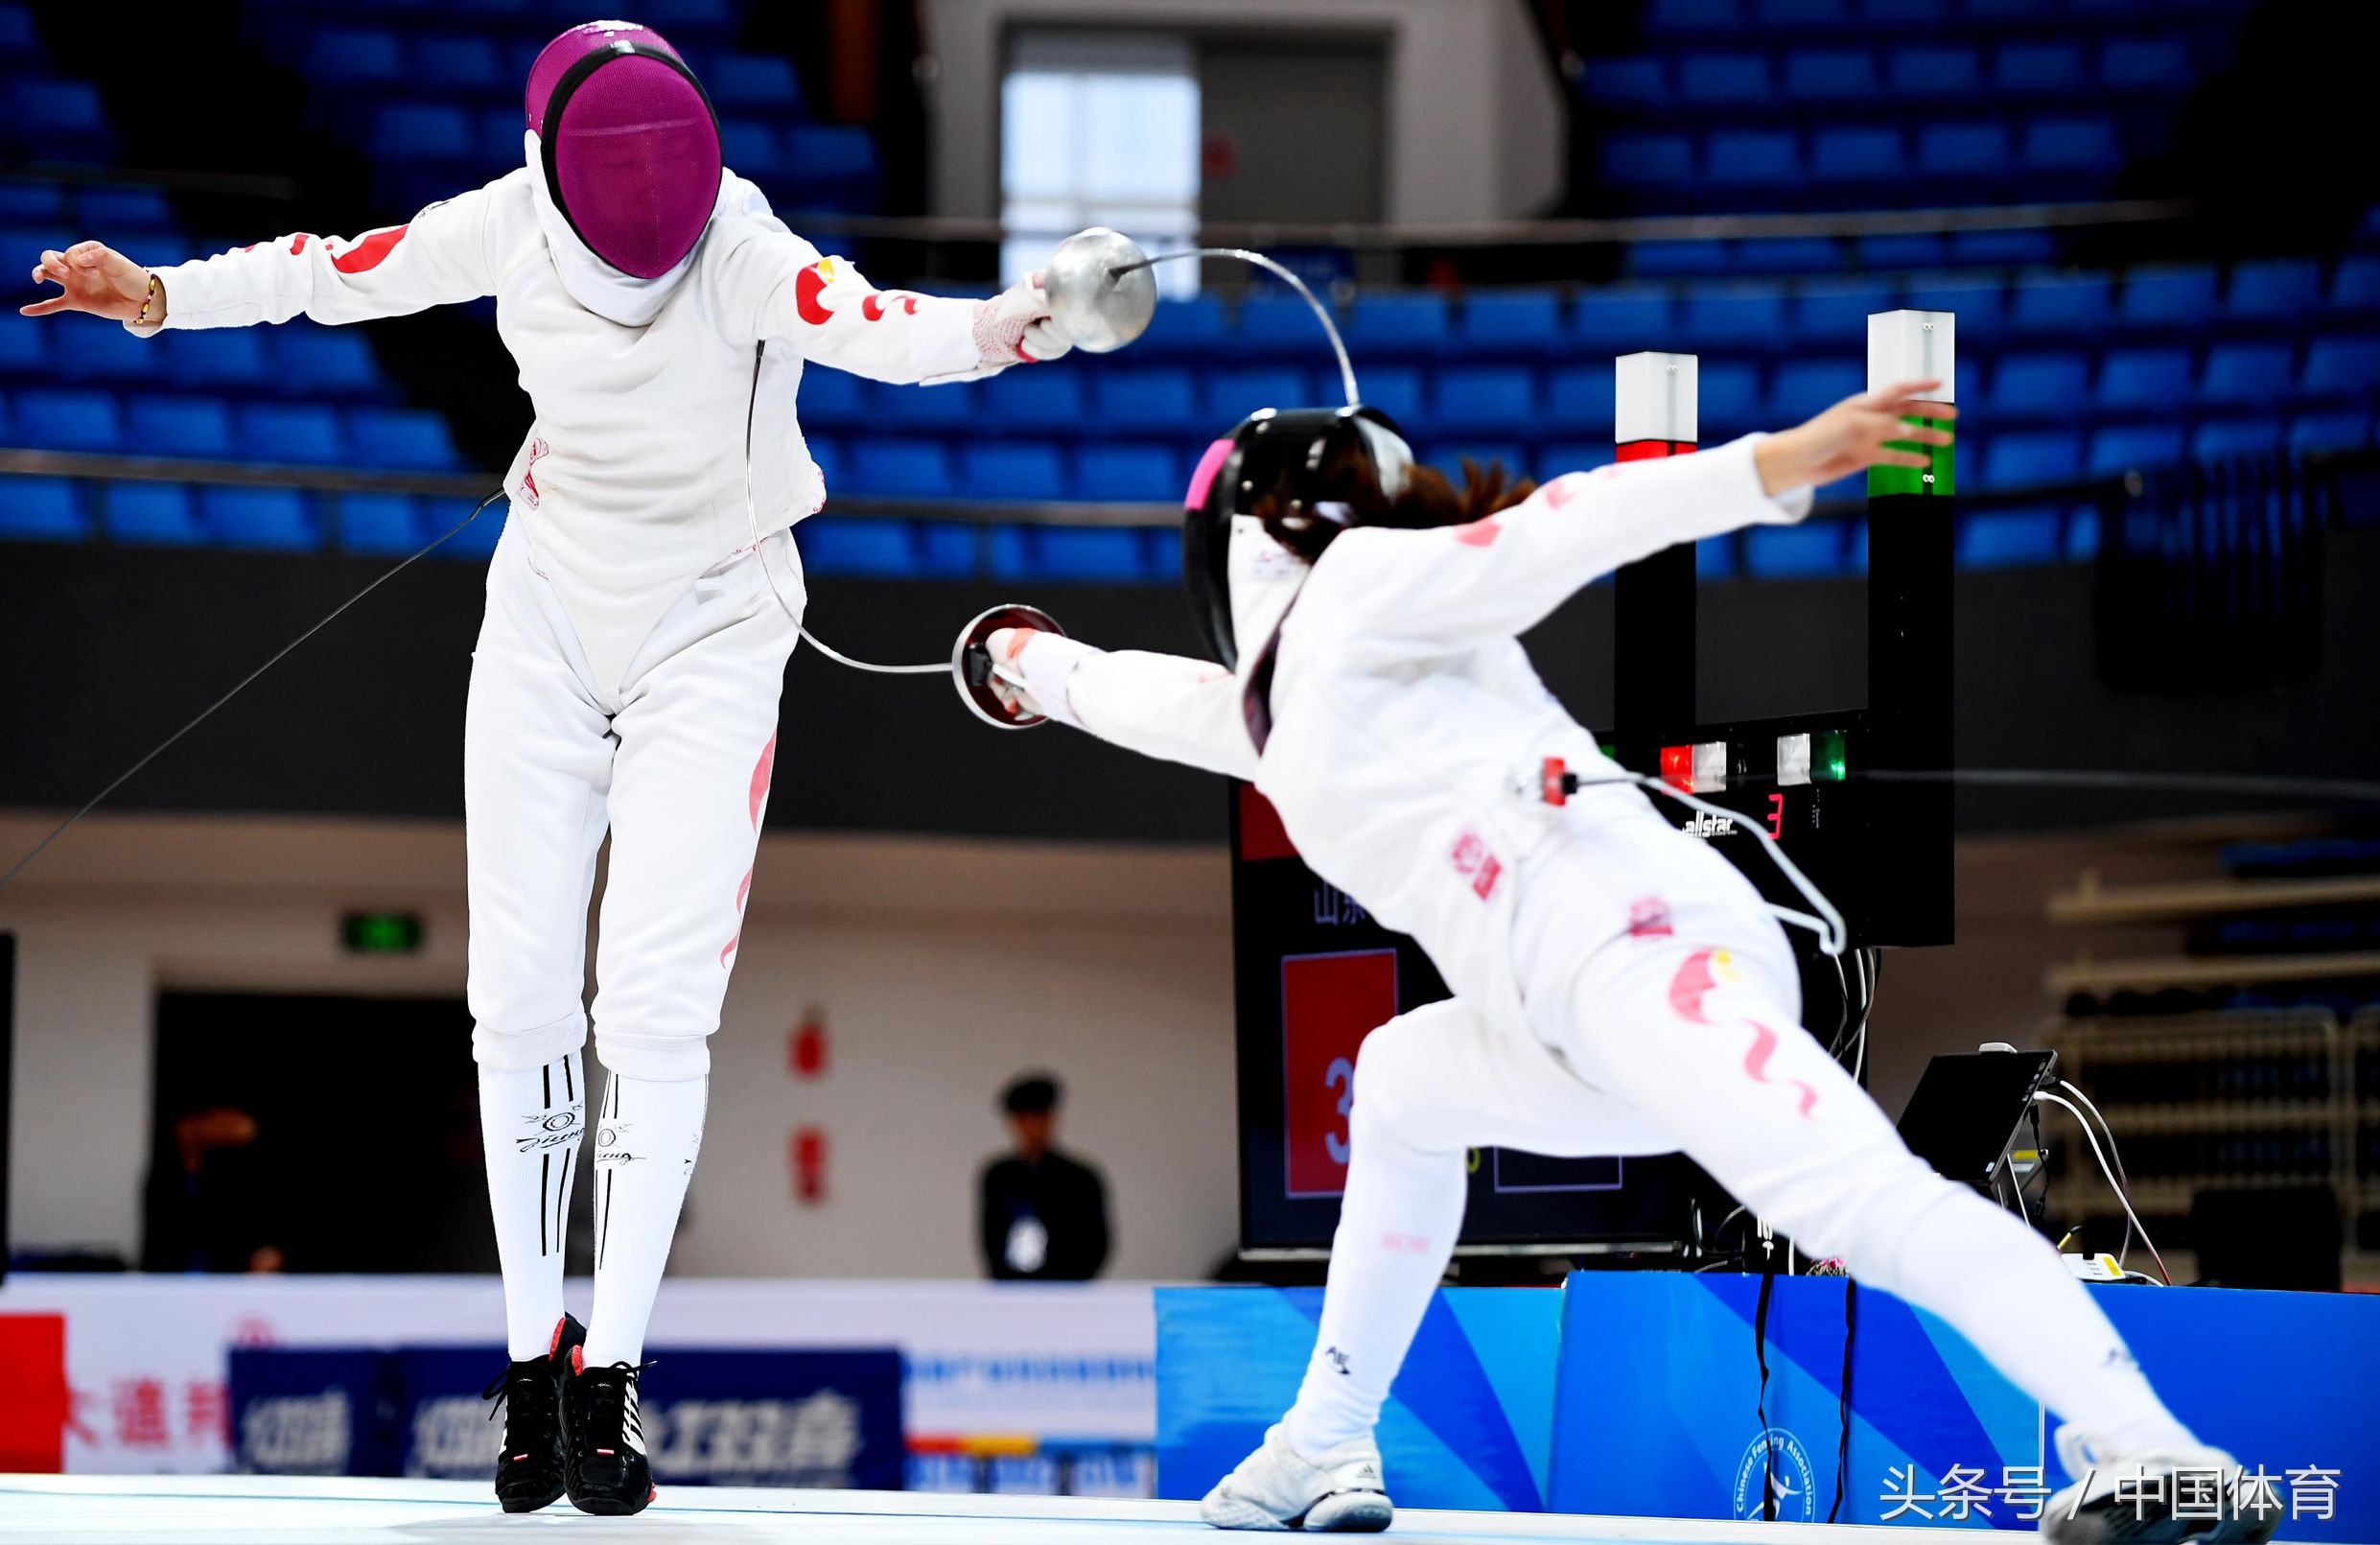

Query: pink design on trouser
[748,734,777,830]
[1668,949,1819,1120]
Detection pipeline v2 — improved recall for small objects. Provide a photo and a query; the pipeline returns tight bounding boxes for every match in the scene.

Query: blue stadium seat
[1136,294,1226,357]
[1994,41,2086,93]
[847,440,955,499]
[1361,366,1425,428]
[2101,37,2190,90]
[961,442,1066,502]
[1572,289,1672,352]
[1650,0,1743,27]
[2008,274,2113,339]
[1951,229,2056,267]
[805,436,844,489]
[13,387,122,451]
[0,476,86,541]
[1856,233,1946,269]
[1457,292,1563,353]
[706,55,801,112]
[436,499,505,562]
[126,395,235,456]
[797,367,867,427]
[411,36,502,93]
[1695,535,1738,580]
[76,185,174,230]
[2190,419,2282,461]
[1094,370,1201,433]
[1903,284,1998,344]
[876,379,974,429]
[1344,293,1449,355]
[372,102,474,163]
[1679,54,1771,105]
[1236,292,1332,356]
[1967,0,2060,19]
[348,407,460,470]
[784,124,882,205]
[1538,442,1614,479]
[1677,285,1787,346]
[2064,506,2100,561]
[1810,127,1902,182]
[53,322,160,385]
[1542,366,1617,433]
[1860,0,1950,22]
[1758,0,1849,21]
[1959,509,2064,568]
[1428,443,1530,480]
[2088,424,2185,477]
[1434,367,1536,429]
[797,516,916,578]
[0,311,45,373]
[639,0,736,33]
[2289,411,2371,454]
[1206,368,1310,419]
[979,366,1085,427]
[1992,353,2090,417]
[1983,430,2083,487]
[200,486,319,550]
[2118,266,2219,332]
[1917,123,2010,178]
[1072,444,1178,503]
[309,29,406,85]
[1782,50,1877,100]
[1768,360,1863,416]
[2021,118,2122,175]
[1034,527,1146,582]
[1629,240,1732,278]
[1705,129,1801,186]
[1744,522,1848,577]
[1699,361,1762,424]
[912,520,978,579]
[272,328,383,397]
[1886,45,1982,97]
[1602,133,1695,186]
[238,402,345,463]
[0,179,65,222]
[0,5,38,58]
[1732,237,1843,274]
[2330,258,2380,314]
[720,120,785,182]
[104,480,203,545]
[164,327,271,388]
[1580,58,1667,108]
[2097,347,2192,411]
[2299,339,2380,399]
[2199,342,2294,407]
[2226,259,2322,320]
[337,492,426,554]
[478,107,526,171]
[12,78,107,137]
[1787,283,1893,342]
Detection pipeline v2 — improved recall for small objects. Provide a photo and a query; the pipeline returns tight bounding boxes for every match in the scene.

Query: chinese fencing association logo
[1732,1428,1817,1522]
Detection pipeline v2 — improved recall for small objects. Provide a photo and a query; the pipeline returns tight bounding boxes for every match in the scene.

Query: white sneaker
[2042,1425,2283,1543]
[1199,1423,1393,1533]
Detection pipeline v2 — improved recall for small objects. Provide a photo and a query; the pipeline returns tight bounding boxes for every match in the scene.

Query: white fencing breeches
[464,520,800,1082]
[1285,808,2188,1461]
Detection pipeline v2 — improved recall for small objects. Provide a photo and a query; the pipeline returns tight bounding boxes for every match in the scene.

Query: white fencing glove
[981,626,1045,717]
[973,274,1074,366]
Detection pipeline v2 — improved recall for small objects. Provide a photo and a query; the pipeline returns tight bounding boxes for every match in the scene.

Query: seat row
[0,477,505,555]
[3,391,462,470]
[1584,35,2196,107]
[298,31,802,113]
[0,320,389,399]
[1642,0,2244,35]
[1603,117,2127,191]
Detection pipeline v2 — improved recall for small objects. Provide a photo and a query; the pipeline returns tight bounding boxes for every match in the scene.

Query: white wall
[921,0,1567,227]
[0,813,1238,1280]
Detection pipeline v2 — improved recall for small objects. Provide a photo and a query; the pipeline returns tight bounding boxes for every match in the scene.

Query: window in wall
[1001,33,1200,298]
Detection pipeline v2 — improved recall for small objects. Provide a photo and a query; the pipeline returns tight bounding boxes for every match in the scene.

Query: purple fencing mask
[525,21,723,280]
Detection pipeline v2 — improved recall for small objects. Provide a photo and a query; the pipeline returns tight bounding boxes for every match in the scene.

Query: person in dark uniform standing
[978,1073,1110,1280]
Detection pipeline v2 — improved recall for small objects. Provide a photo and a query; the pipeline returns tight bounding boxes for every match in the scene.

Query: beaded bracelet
[133,271,160,328]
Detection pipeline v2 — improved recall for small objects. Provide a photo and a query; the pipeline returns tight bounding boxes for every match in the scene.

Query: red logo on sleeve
[795,263,835,325]
[1449,829,1504,900]
[331,226,408,273]
[1454,518,1502,547]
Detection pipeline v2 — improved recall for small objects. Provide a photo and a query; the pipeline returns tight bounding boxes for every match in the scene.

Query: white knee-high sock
[478,1052,585,1360]
[583,1071,707,1368]
[1877,1186,2194,1453]
[1282,1117,1467,1462]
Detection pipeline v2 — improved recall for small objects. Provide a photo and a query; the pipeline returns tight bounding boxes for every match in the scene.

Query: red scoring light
[1660,744,1693,792]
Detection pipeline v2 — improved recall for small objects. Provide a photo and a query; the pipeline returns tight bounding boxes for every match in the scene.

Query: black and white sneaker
[481,1314,585,1513]
[2042,1426,2285,1543]
[565,1349,656,1515]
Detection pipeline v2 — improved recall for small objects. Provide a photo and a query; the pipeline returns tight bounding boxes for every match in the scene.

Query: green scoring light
[342,911,424,955]
[1814,730,1849,783]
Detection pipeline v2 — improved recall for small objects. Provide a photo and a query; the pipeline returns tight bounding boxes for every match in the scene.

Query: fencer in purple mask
[23,15,1077,1519]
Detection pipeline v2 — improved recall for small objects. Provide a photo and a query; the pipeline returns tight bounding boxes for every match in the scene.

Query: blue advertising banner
[241,1345,904,1490]
[1154,1285,1562,1511]
[228,1348,394,1477]
[1548,1274,2380,1543]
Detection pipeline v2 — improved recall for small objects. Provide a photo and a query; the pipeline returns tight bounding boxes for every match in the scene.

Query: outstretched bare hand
[21,240,156,322]
[1756,380,1956,497]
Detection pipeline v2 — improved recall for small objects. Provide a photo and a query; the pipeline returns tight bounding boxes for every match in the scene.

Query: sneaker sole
[569,1495,652,1517]
[498,1485,564,1515]
[1304,1491,1393,1533]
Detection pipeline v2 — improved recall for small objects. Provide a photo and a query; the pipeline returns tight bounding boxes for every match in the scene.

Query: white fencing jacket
[1013,436,1812,1041]
[134,167,992,689]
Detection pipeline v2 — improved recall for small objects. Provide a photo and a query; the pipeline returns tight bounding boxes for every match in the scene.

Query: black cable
[0,488,503,895]
[1752,1260,1779,1522]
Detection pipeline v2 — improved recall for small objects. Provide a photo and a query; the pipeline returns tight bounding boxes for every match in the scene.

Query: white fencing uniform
[136,168,1008,1362]
[1009,435,2194,1465]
